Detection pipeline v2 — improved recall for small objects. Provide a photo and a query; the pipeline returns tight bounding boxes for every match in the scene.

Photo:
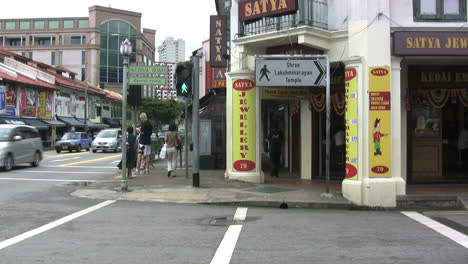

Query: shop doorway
[408,66,468,183]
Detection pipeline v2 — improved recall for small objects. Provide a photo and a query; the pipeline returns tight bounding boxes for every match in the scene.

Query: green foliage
[140,98,183,129]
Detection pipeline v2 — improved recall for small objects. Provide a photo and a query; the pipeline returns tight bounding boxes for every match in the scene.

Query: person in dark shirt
[268,128,282,177]
[138,112,153,174]
[126,126,137,178]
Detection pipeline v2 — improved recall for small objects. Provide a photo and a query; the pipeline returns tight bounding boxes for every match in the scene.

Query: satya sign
[210,15,228,67]
[393,31,468,56]
[239,0,298,21]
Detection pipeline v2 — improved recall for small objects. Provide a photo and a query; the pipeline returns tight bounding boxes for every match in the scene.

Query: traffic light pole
[192,55,200,187]
[185,96,189,179]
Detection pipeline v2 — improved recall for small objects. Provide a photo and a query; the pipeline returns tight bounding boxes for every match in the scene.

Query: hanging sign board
[255,58,326,86]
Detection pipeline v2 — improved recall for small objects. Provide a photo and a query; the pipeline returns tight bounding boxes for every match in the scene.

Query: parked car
[55,132,92,153]
[91,129,121,153]
[0,124,43,171]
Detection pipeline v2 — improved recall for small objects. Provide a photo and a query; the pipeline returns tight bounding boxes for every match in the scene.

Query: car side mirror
[13,135,22,141]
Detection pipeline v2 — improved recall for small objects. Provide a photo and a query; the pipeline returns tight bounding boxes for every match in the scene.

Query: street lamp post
[120,39,132,191]
[83,35,98,134]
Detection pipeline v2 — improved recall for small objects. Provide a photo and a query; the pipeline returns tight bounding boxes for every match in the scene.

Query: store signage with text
[345,68,359,180]
[232,79,256,172]
[369,67,391,177]
[239,0,297,21]
[394,31,468,56]
[210,15,227,67]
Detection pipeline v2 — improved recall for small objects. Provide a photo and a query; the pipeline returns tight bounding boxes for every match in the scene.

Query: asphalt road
[0,150,467,263]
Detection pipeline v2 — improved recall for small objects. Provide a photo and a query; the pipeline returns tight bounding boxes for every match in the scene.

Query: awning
[76,119,109,129]
[22,118,49,130]
[102,118,121,128]
[40,119,66,127]
[0,117,27,125]
[56,116,85,127]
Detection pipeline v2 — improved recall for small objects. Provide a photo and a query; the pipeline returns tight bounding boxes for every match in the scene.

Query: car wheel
[3,154,13,171]
[56,149,61,153]
[92,150,97,153]
[69,149,73,153]
[31,152,40,167]
[77,145,82,152]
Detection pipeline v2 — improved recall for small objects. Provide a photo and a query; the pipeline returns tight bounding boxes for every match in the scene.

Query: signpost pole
[325,56,331,194]
[185,96,189,178]
[192,55,200,187]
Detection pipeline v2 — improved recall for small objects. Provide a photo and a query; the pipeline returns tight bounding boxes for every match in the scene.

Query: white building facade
[158,37,186,63]
[224,0,468,207]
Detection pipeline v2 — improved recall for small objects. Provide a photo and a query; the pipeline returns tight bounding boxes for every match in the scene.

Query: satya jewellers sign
[393,31,468,56]
[232,79,256,172]
[239,0,298,21]
[210,15,228,67]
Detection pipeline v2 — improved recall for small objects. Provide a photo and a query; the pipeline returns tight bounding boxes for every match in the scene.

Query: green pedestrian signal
[176,63,192,97]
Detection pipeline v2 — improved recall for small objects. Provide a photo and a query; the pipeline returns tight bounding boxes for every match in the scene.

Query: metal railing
[239,0,328,37]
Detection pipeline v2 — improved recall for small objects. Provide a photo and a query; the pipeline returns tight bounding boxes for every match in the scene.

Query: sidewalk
[71,158,468,210]
[71,158,350,209]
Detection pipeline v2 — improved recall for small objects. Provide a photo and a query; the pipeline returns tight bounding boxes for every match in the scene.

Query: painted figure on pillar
[373,118,388,156]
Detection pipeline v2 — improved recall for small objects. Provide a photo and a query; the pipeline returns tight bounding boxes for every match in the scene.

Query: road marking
[210,207,248,264]
[0,177,96,182]
[50,157,81,162]
[41,165,117,169]
[10,170,114,174]
[0,200,115,250]
[424,211,468,216]
[60,154,121,167]
[233,207,248,221]
[112,160,120,163]
[44,152,90,158]
[402,211,468,248]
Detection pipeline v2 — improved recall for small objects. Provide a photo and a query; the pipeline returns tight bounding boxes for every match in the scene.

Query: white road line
[402,211,468,248]
[210,225,243,264]
[41,165,117,169]
[112,160,120,163]
[233,207,248,221]
[0,200,115,250]
[210,207,248,264]
[0,177,96,182]
[10,170,114,174]
[50,157,81,162]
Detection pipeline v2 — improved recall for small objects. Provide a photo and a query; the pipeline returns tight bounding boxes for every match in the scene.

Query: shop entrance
[408,66,468,183]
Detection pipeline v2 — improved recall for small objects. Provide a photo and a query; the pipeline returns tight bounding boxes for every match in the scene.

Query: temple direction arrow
[313,60,325,85]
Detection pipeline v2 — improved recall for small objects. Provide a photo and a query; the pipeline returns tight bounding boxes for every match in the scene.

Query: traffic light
[128,85,142,107]
[175,62,192,97]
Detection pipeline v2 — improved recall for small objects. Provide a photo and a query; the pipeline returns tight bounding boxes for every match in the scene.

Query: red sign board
[370,92,391,111]
[239,0,298,21]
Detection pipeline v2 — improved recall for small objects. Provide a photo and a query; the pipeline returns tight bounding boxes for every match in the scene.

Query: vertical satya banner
[369,66,391,177]
[345,68,359,180]
[232,79,257,172]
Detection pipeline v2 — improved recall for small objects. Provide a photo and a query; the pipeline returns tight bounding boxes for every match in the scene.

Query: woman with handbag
[165,123,182,177]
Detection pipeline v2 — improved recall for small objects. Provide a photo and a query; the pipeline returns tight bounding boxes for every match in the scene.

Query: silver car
[0,124,43,171]
[91,129,122,153]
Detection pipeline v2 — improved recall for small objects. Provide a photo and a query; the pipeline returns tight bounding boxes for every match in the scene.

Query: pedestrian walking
[126,126,137,179]
[165,123,182,177]
[268,128,282,177]
[138,113,153,174]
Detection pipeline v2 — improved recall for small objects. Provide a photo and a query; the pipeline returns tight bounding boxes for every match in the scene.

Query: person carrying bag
[165,123,182,177]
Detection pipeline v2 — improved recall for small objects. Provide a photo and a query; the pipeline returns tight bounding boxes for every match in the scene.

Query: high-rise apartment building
[157,37,185,63]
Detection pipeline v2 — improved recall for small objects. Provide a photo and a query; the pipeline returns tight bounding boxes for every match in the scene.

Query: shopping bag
[159,144,167,159]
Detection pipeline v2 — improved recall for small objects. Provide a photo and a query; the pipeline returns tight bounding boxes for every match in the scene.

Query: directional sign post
[255,55,332,195]
[128,65,168,86]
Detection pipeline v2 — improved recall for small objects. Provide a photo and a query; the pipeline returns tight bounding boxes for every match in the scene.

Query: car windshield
[0,127,13,141]
[62,133,80,140]
[97,131,117,138]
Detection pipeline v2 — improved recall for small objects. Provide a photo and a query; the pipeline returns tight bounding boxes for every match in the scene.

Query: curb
[200,200,351,210]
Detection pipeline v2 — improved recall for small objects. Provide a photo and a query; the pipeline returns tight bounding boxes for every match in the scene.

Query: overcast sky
[1,0,217,60]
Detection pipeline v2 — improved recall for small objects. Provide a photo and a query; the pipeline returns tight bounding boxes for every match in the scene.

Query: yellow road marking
[45,152,91,158]
[60,154,121,167]
[424,211,468,216]
[124,193,208,200]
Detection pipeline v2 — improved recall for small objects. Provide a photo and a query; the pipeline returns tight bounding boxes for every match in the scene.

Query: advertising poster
[369,66,392,177]
[38,91,53,119]
[0,86,6,114]
[232,79,256,172]
[20,87,37,117]
[4,86,17,116]
[345,68,359,180]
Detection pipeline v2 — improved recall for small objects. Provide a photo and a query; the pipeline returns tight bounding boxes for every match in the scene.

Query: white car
[91,129,122,153]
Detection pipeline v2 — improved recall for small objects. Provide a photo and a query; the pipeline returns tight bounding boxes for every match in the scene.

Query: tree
[140,97,183,130]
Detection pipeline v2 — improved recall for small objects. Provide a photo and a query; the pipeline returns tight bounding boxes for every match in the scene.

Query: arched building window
[100,20,136,84]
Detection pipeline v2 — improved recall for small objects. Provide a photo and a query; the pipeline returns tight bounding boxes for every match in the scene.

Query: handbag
[176,134,182,150]
[159,143,167,159]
